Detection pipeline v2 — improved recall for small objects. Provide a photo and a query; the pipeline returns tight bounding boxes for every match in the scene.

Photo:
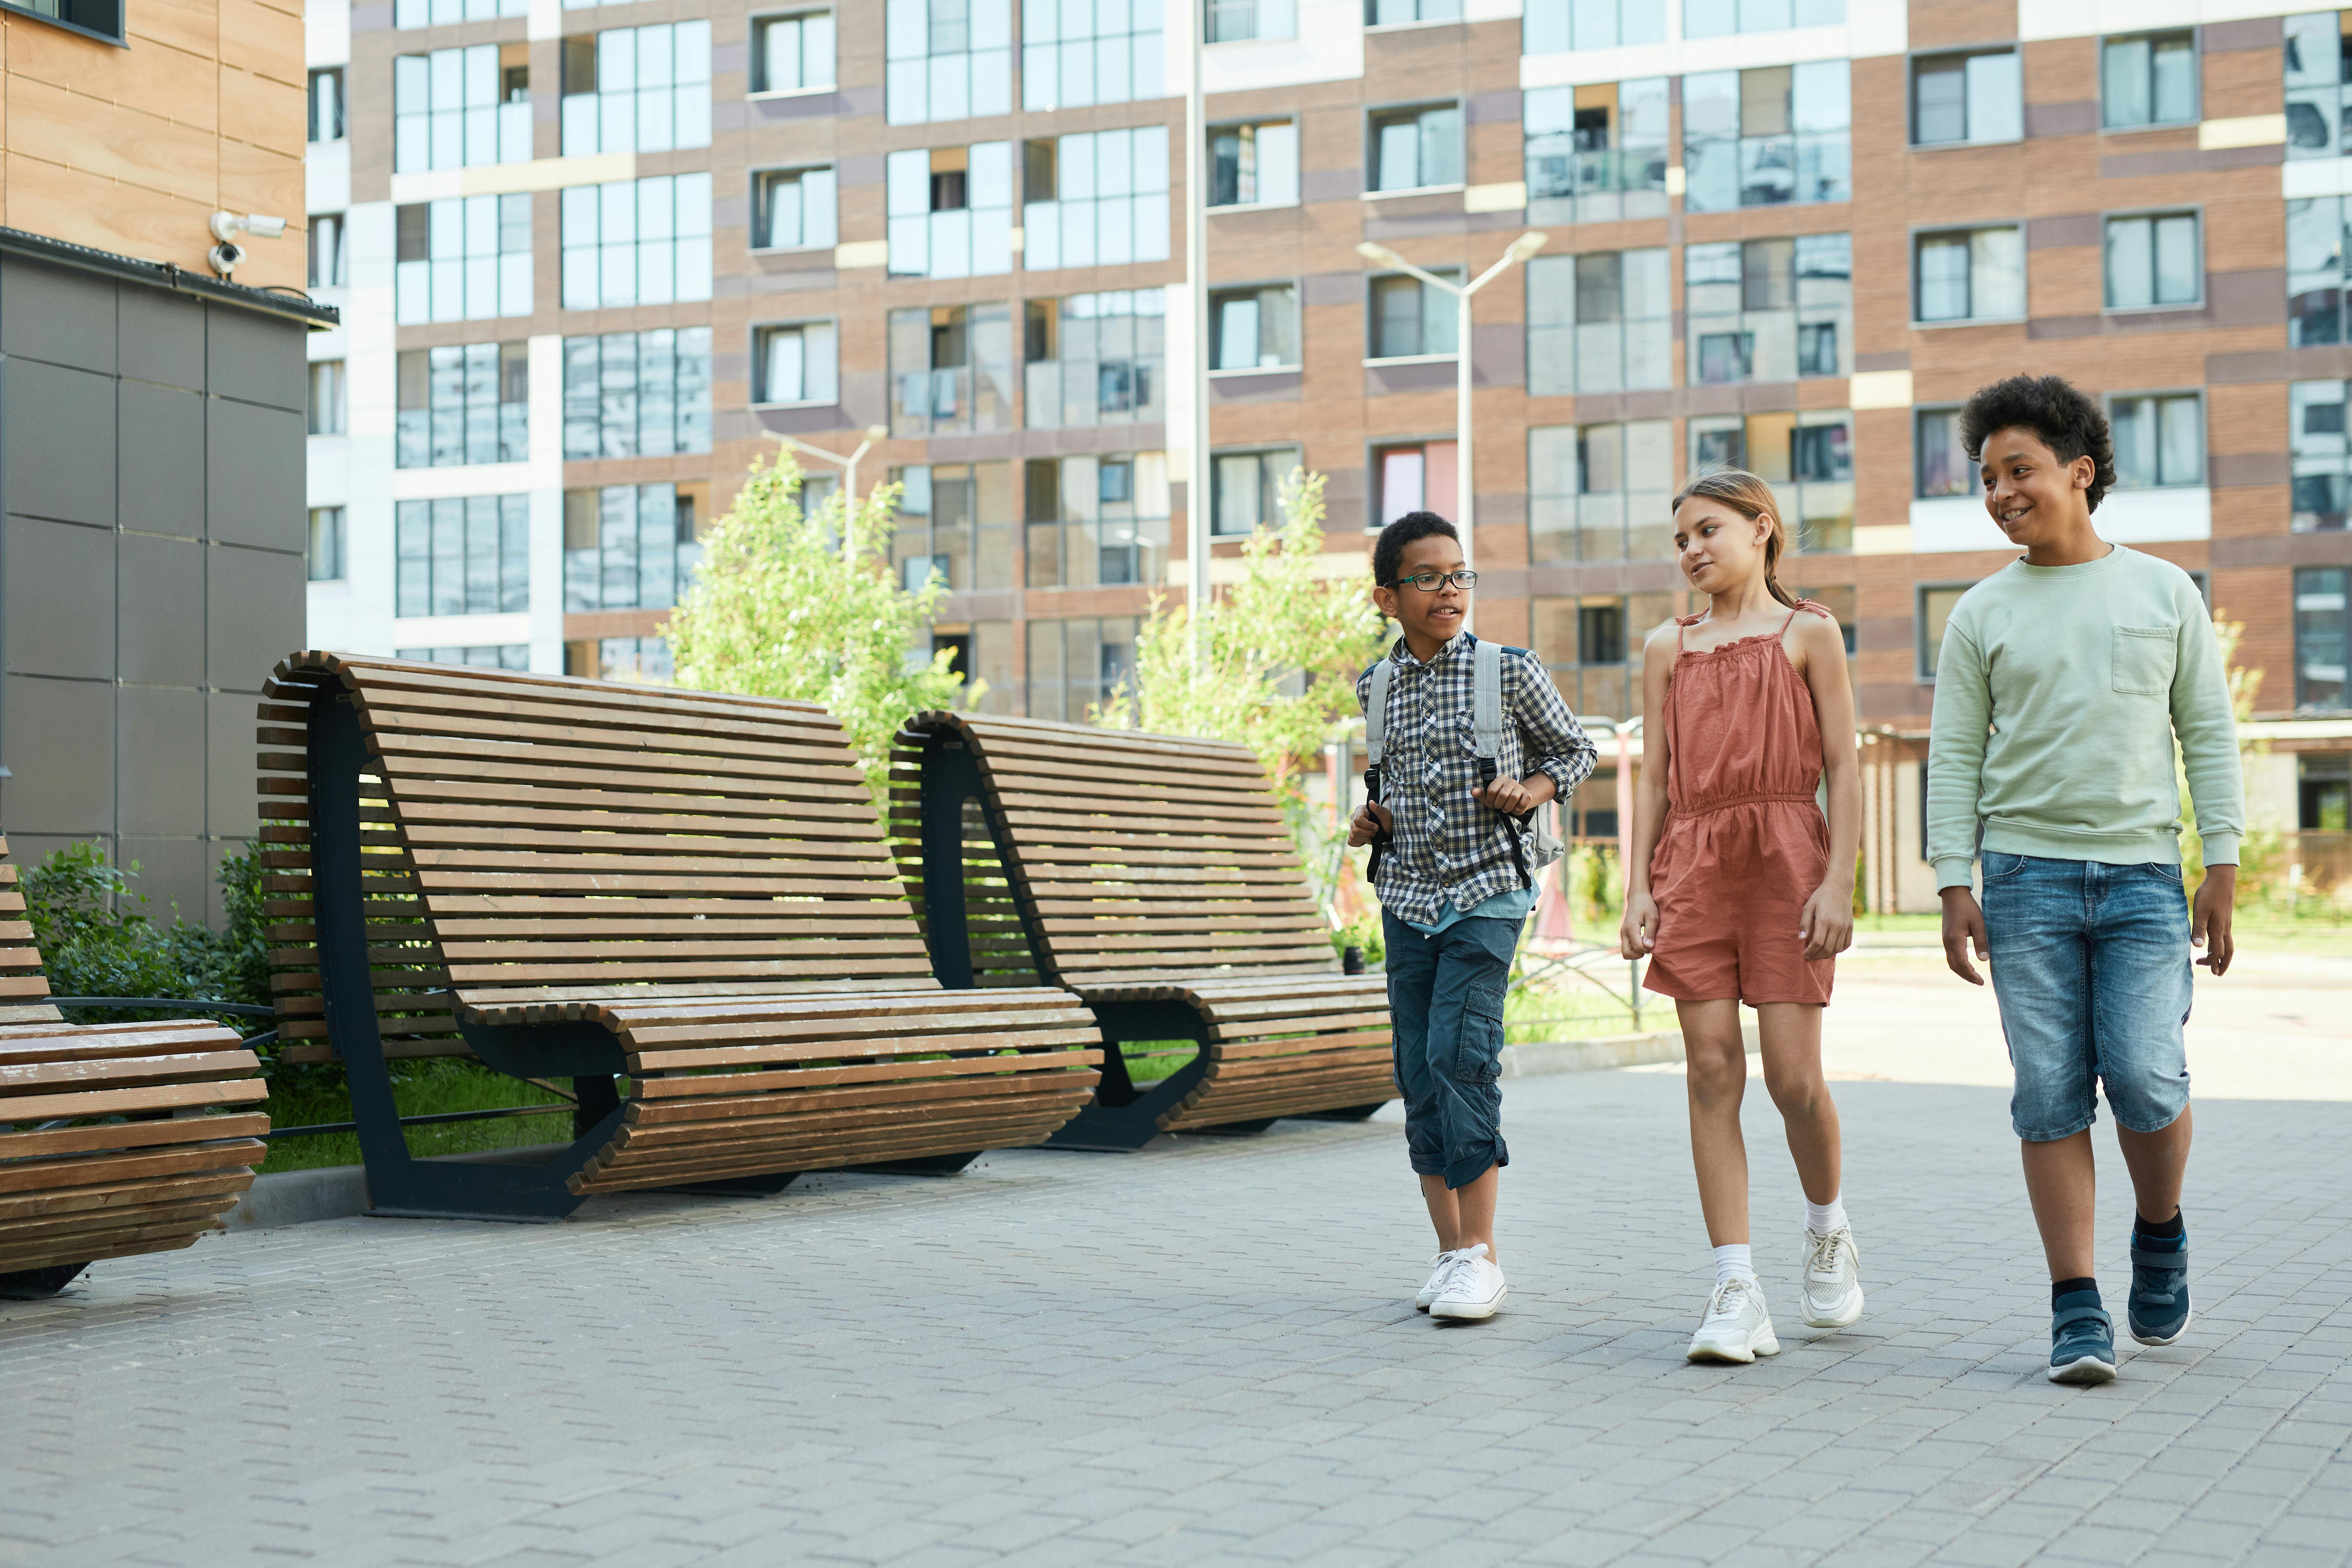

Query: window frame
[1208,0,1296,42]
[1369,436,1457,530]
[1363,0,1464,30]
[748,163,840,253]
[2102,206,2205,314]
[0,0,124,48]
[1909,221,2028,327]
[1912,404,1973,500]
[2104,387,2207,490]
[1364,100,1467,198]
[1206,280,1303,375]
[308,506,348,583]
[748,8,838,98]
[308,359,348,438]
[1907,45,2024,149]
[1206,117,1302,211]
[1365,270,1461,364]
[309,68,347,144]
[750,318,841,408]
[2100,27,2200,131]
[1916,581,1976,683]
[1208,444,1304,536]
[2295,565,2351,713]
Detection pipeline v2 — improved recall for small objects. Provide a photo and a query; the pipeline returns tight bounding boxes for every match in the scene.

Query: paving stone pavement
[5,1069,2350,1568]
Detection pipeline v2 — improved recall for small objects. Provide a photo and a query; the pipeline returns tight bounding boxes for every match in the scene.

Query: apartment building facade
[304,0,2352,905]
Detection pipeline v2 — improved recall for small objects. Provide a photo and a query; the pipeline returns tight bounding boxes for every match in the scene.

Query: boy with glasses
[1350,511,1596,1321]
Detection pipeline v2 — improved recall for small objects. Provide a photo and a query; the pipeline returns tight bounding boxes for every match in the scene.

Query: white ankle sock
[1807,1196,1848,1236]
[1712,1243,1756,1286]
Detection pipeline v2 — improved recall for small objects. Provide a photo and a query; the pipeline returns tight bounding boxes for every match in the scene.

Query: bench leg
[1045,1000,1210,1152]
[844,1150,983,1176]
[0,1262,91,1300]
[671,1171,801,1197]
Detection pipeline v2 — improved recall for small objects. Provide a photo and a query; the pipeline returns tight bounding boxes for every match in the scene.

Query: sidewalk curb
[1500,1022,1759,1078]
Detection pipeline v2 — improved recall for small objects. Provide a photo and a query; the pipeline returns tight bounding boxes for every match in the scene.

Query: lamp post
[1184,0,1210,668]
[779,425,889,561]
[1354,232,1548,606]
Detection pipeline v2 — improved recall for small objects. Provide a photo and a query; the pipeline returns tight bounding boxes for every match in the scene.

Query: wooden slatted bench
[892,714,1394,1150]
[261,653,1101,1222]
[0,837,269,1298]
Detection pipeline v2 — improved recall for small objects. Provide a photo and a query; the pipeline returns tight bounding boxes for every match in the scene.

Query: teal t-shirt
[1404,882,1539,937]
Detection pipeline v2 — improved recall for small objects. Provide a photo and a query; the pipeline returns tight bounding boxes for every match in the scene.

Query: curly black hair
[1372,510,1459,586]
[1959,374,2116,513]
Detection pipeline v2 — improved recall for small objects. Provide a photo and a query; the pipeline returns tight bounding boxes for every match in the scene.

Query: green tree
[1097,468,1387,913]
[665,453,968,798]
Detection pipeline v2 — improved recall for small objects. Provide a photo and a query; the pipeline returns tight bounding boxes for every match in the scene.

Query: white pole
[1456,284,1475,630]
[1185,0,1211,667]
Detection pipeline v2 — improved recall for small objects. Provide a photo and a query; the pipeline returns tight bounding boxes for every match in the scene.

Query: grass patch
[259,1058,577,1175]
[1120,1040,1198,1085]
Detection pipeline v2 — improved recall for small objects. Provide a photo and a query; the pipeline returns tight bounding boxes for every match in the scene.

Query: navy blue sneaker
[2049,1290,2118,1385]
[2128,1226,2191,1346]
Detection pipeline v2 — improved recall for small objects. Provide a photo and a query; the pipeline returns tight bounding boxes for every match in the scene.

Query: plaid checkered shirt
[1355,632,1598,927]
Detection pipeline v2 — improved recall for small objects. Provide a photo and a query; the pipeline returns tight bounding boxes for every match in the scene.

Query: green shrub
[22,840,272,1027]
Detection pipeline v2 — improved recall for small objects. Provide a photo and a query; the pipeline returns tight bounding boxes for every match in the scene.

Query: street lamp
[1355,231,1548,597]
[1184,0,1210,668]
[779,425,889,561]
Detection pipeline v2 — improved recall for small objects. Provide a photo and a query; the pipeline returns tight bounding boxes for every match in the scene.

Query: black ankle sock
[2136,1208,2185,1239]
[2052,1277,2099,1307]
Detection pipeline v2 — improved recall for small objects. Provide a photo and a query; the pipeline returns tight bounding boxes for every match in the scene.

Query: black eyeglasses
[1386,569,1479,592]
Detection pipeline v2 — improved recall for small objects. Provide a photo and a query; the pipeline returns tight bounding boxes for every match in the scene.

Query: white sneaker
[1687,1276,1782,1363]
[1429,1243,1507,1321]
[1415,1251,1461,1312]
[1799,1226,1865,1329]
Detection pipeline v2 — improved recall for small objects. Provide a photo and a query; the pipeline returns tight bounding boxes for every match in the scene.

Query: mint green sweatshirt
[1926,545,2243,890]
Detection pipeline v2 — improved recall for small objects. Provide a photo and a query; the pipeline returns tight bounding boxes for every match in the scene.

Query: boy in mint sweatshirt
[1927,375,2242,1387]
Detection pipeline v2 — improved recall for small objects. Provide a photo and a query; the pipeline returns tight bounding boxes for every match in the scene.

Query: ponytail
[1672,467,1800,608]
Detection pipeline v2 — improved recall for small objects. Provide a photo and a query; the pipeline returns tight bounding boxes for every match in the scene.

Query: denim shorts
[1382,911,1518,1189]
[1980,851,2194,1142]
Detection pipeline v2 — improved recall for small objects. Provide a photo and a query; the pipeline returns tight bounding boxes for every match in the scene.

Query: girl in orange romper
[1620,469,1864,1365]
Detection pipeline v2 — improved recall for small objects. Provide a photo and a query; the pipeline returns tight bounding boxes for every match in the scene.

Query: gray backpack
[1363,637,1565,889]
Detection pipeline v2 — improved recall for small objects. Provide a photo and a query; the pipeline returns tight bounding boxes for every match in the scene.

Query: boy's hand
[2193,863,2237,976]
[1799,881,1854,961]
[1473,772,1558,817]
[1940,887,1988,986]
[1348,800,1393,848]
[1620,888,1659,960]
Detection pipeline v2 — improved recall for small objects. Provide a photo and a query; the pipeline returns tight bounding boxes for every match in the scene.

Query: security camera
[206,212,289,279]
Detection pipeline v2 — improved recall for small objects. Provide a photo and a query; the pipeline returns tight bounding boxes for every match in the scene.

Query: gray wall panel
[117,684,208,836]
[114,835,209,927]
[205,304,307,413]
[6,516,115,678]
[119,383,208,538]
[118,287,209,393]
[206,542,304,692]
[117,532,207,685]
[5,358,118,526]
[205,399,304,550]
[1,255,118,374]
[4,674,115,834]
[205,690,261,842]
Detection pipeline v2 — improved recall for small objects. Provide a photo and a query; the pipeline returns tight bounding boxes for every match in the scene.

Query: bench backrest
[896,712,1339,989]
[0,836,64,1026]
[262,655,939,1058]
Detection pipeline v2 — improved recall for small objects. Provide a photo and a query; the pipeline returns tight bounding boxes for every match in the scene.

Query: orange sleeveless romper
[1643,601,1837,1007]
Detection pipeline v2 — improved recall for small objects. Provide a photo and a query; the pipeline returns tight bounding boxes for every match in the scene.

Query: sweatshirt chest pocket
[2113,625,2178,696]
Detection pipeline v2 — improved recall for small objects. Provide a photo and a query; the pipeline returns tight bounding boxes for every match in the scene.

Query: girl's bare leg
[1756,1002,1841,1206]
[1680,998,1750,1245]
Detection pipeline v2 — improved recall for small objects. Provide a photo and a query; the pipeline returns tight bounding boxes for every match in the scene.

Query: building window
[308,507,347,583]
[1370,270,1460,360]
[754,321,839,406]
[1368,0,1460,20]
[1022,129,1170,271]
[1918,583,1973,681]
[398,0,524,26]
[1689,411,1854,552]
[888,143,1016,277]
[560,175,714,309]
[1525,78,1668,225]
[1023,289,1165,429]
[394,46,531,173]
[1026,456,1170,587]
[1533,591,1676,721]
[396,495,530,618]
[753,166,838,250]
[1685,233,1851,385]
[892,462,1016,593]
[308,360,347,437]
[2285,13,2352,159]
[2109,393,2204,489]
[1684,0,1844,38]
[887,0,1011,124]
[1027,616,1143,723]
[1209,120,1299,208]
[565,483,706,612]
[890,303,1014,437]
[1523,0,1662,51]
[1374,440,1456,527]
[1526,248,1671,395]
[1915,407,1972,498]
[1026,0,1162,111]
[402,644,531,670]
[2293,380,2352,533]
[398,343,528,468]
[1370,102,1464,192]
[2301,752,2351,829]
[1914,226,2024,323]
[562,330,714,459]
[1529,421,1674,564]
[1683,62,1850,211]
[396,196,533,324]
[2103,31,2195,128]
[561,24,712,156]
[565,638,672,682]
[2296,568,2348,710]
[2105,212,2200,310]
[1912,49,2021,146]
[309,69,345,143]
[2290,196,2352,344]
[308,215,348,289]
[1211,447,1302,535]
[753,10,836,93]
[1210,0,1295,41]
[1208,284,1298,371]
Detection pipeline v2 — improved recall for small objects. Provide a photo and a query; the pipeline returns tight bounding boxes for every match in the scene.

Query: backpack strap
[1471,637,1505,764]
[1365,658,1394,768]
